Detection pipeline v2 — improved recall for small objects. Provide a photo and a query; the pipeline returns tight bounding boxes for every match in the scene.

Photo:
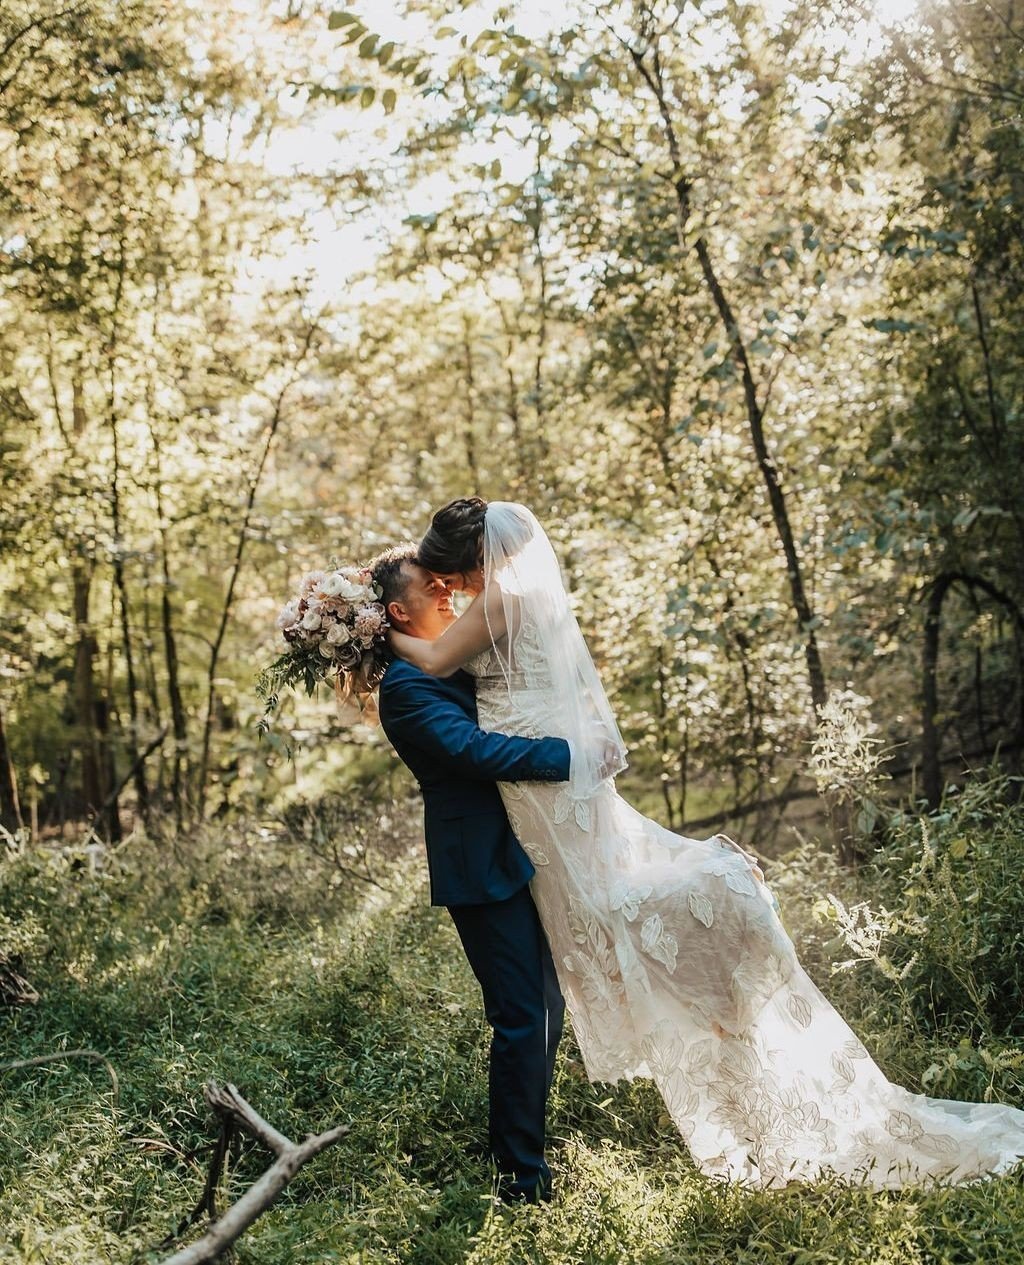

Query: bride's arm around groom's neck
[388,586,508,677]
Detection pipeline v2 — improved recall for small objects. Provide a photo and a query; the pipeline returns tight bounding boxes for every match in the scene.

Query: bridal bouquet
[256,566,388,730]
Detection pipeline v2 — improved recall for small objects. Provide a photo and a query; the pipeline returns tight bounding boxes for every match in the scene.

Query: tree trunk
[197,319,318,817]
[654,645,678,829]
[529,141,553,479]
[107,239,149,827]
[146,288,188,827]
[72,559,106,826]
[150,425,189,828]
[460,316,481,488]
[493,298,528,490]
[160,534,188,827]
[922,573,956,809]
[0,696,23,834]
[70,372,120,840]
[628,31,828,718]
[921,570,1024,807]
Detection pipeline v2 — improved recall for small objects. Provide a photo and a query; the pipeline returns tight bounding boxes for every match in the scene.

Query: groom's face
[389,562,456,639]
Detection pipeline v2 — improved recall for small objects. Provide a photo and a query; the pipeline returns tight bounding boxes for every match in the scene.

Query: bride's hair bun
[418,496,488,574]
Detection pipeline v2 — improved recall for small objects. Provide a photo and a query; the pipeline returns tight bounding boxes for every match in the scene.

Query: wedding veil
[482,502,628,798]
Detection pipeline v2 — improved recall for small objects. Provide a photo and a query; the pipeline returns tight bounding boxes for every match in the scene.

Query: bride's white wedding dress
[461,503,1024,1190]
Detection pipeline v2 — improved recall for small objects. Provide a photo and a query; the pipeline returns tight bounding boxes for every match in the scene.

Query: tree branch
[0,1048,119,1103]
[157,1081,349,1265]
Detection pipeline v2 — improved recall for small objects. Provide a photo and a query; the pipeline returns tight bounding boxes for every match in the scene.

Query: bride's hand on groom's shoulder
[597,738,623,782]
[583,735,624,783]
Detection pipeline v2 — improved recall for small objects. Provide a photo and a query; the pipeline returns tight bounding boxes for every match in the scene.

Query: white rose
[340,580,365,601]
[276,599,300,630]
[320,573,347,598]
[325,622,350,645]
[299,570,326,596]
[301,608,322,631]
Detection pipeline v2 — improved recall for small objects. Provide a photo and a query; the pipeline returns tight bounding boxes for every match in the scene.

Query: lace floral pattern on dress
[464,646,1024,1189]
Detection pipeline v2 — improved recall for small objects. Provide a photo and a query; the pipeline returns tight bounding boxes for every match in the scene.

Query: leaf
[831,1052,855,1086]
[358,33,378,58]
[382,88,397,114]
[864,317,921,334]
[921,1062,942,1088]
[856,802,878,835]
[919,1132,958,1159]
[640,915,678,971]
[787,994,813,1029]
[403,211,439,230]
[360,86,375,108]
[687,890,714,928]
[327,10,361,28]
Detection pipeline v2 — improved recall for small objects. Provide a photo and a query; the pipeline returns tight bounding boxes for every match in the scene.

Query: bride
[387,496,1024,1189]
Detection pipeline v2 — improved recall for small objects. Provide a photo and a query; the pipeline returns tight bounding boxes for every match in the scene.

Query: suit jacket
[377,657,571,907]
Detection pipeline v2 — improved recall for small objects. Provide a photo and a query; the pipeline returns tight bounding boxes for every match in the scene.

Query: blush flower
[354,606,385,642]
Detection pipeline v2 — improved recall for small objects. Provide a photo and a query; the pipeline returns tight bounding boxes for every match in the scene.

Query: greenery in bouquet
[256,566,389,732]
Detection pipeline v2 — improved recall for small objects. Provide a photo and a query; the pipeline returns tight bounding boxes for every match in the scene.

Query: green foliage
[818,771,1024,1102]
[809,688,894,840]
[2,796,1024,1263]
[3,0,1023,844]
[255,647,336,738]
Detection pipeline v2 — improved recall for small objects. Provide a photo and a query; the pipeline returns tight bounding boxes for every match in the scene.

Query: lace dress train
[467,654,1024,1189]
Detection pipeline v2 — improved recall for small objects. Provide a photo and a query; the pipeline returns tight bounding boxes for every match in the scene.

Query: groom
[370,543,570,1205]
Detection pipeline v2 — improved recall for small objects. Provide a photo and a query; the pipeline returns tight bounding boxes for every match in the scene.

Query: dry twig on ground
[0,1048,119,1102]
[157,1080,349,1265]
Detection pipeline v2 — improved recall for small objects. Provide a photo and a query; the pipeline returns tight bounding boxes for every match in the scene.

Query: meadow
[3,775,1023,1265]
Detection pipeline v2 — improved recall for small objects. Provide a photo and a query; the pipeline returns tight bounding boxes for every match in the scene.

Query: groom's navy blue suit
[378,656,570,1201]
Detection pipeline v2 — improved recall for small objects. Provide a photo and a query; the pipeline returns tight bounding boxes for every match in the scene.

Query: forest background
[1,0,1023,1262]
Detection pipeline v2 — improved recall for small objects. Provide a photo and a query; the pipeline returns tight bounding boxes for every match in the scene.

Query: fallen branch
[0,1048,119,1103]
[0,952,38,1006]
[677,784,818,834]
[157,1081,349,1265]
[676,738,1024,837]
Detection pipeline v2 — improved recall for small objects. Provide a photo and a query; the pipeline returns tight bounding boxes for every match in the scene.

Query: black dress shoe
[495,1173,552,1205]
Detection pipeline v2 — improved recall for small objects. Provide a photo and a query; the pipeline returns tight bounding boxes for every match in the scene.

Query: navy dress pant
[448,883,564,1200]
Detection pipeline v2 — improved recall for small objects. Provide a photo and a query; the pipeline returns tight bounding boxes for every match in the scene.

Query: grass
[1,797,1023,1265]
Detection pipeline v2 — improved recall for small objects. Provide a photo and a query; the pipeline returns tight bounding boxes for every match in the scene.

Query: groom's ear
[387,599,410,628]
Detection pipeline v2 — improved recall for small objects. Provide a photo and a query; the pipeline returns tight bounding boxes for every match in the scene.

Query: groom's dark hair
[369,543,418,609]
